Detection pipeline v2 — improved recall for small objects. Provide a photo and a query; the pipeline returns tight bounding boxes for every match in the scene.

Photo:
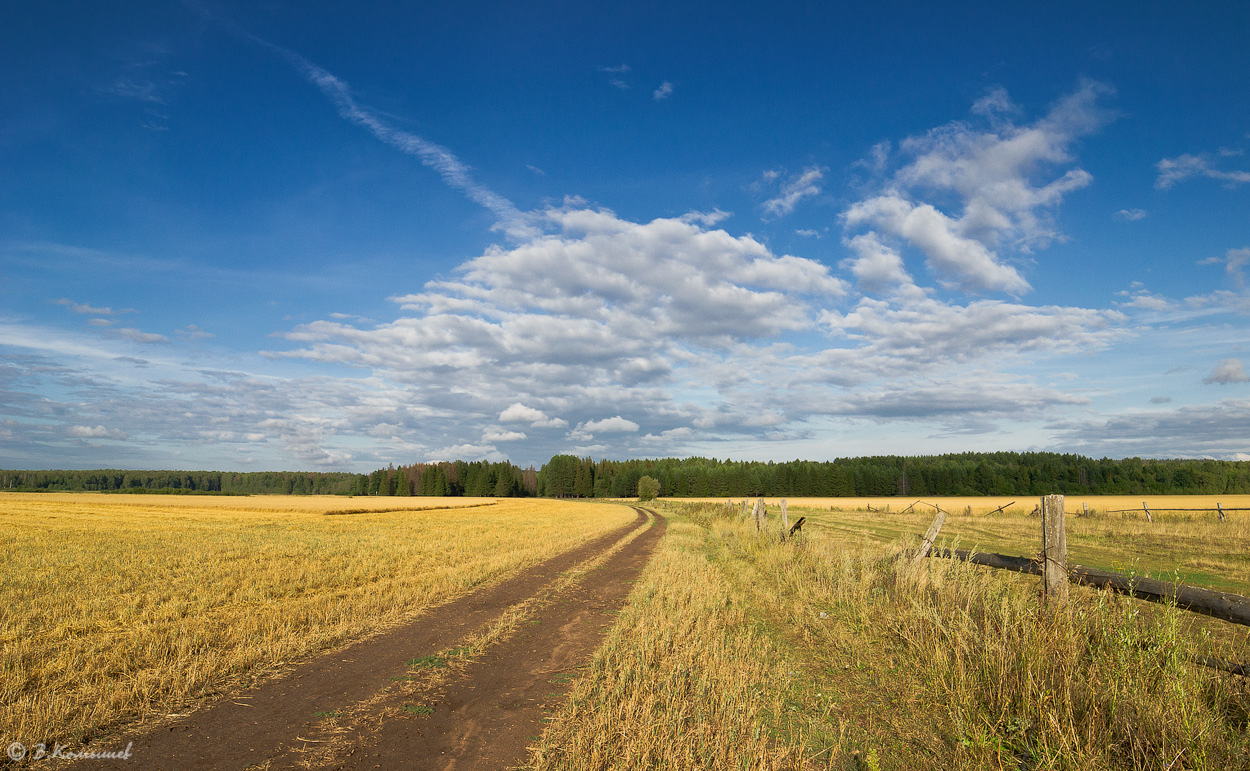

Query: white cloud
[582,416,640,433]
[1115,208,1147,221]
[1053,399,1250,458]
[175,324,214,340]
[653,81,674,100]
[1156,153,1250,189]
[1204,358,1250,385]
[843,195,1030,293]
[840,233,915,294]
[1198,247,1250,288]
[55,299,135,316]
[482,428,527,442]
[498,403,566,428]
[114,328,168,344]
[254,35,538,240]
[761,167,824,219]
[67,425,128,440]
[844,81,1110,295]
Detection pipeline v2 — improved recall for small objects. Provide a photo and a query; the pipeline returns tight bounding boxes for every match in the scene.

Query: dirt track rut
[72,507,662,771]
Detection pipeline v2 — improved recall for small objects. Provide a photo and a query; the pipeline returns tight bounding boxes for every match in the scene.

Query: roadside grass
[0,494,635,747]
[528,517,827,770]
[769,500,1250,596]
[532,502,1250,770]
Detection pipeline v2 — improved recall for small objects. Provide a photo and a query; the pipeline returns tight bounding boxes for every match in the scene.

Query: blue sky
[2,1,1249,472]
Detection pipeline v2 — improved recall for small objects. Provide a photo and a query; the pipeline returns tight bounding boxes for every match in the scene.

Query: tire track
[72,508,651,771]
[319,508,666,771]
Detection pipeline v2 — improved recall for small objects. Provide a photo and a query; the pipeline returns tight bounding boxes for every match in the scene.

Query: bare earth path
[74,507,663,771]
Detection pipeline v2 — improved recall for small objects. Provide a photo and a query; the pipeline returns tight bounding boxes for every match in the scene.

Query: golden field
[0,493,634,746]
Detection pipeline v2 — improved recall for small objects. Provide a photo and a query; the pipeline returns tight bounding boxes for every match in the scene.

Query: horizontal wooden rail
[1104,507,1250,513]
[929,548,1250,628]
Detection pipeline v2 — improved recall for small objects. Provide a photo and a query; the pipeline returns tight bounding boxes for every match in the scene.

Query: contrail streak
[191,3,538,241]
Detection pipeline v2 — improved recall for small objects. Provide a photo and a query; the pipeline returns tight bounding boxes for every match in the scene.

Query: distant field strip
[0,494,634,746]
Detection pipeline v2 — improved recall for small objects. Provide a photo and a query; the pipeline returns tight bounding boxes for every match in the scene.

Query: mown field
[0,493,635,748]
[5,493,1250,769]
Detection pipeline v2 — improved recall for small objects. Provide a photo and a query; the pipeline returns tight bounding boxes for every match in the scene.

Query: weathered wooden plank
[1042,494,1068,604]
[913,509,946,562]
[929,548,1250,628]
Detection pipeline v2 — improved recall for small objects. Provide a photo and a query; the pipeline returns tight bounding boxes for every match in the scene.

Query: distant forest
[6,452,1250,498]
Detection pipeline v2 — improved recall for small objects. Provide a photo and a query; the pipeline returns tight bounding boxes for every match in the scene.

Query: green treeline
[0,469,362,495]
[0,462,541,497]
[534,452,1250,498]
[362,461,539,497]
[9,452,1250,499]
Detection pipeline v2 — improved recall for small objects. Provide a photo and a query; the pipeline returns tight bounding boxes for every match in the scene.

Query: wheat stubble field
[5,493,1250,770]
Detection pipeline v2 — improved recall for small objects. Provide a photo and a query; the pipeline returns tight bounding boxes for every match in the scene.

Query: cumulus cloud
[653,81,674,100]
[482,428,527,442]
[843,81,1111,295]
[582,416,640,433]
[1204,358,1250,384]
[499,403,567,428]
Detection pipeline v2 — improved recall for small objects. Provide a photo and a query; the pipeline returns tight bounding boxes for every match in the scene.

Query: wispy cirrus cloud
[760,166,824,220]
[1156,152,1250,189]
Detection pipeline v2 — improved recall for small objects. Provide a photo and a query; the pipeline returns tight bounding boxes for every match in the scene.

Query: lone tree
[637,475,660,502]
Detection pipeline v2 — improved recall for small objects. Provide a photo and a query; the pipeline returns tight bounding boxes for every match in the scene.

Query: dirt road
[73,507,664,771]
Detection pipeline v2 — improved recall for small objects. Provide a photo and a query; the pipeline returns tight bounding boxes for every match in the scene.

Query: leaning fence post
[913,508,946,562]
[1218,502,1225,523]
[1143,501,1152,523]
[1041,494,1068,604]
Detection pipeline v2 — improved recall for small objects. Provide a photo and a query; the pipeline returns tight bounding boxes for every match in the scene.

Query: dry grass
[0,493,634,746]
[528,517,824,770]
[772,500,1250,596]
[531,502,1250,770]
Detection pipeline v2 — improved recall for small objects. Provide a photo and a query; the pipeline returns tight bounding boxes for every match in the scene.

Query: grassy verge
[532,503,1250,770]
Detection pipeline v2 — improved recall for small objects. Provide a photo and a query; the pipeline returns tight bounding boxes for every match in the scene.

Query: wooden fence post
[913,509,946,562]
[1082,502,1088,517]
[780,499,789,533]
[1218,502,1225,522]
[754,496,764,531]
[1042,494,1068,604]
[1143,501,1152,523]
